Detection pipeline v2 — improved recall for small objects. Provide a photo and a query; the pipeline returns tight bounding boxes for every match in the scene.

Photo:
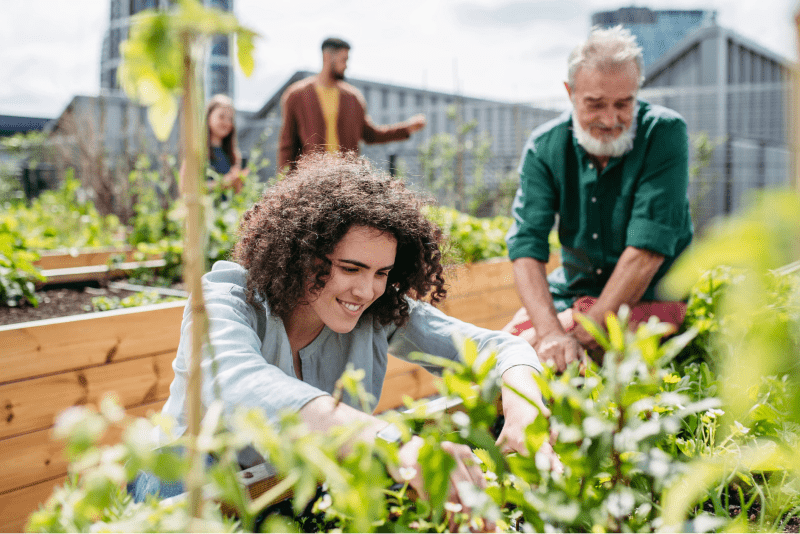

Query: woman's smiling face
[302,225,397,334]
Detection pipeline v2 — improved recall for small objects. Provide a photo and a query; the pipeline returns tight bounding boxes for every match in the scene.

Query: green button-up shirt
[506,101,693,311]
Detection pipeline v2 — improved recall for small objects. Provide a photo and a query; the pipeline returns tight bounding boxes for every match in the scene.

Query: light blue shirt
[161,261,541,440]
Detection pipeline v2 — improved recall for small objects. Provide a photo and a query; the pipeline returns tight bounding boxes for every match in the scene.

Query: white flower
[399,466,417,481]
[317,493,332,511]
[733,421,751,434]
[484,470,498,482]
[606,489,635,518]
[452,411,470,428]
[444,502,463,513]
[706,408,725,418]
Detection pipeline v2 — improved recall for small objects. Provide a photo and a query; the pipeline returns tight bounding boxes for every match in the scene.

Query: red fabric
[506,297,687,337]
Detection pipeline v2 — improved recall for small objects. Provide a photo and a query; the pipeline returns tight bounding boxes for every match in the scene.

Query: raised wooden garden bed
[34,246,165,286]
[0,255,559,532]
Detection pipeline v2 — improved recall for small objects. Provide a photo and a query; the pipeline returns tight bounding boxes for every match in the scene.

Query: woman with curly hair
[158,153,556,511]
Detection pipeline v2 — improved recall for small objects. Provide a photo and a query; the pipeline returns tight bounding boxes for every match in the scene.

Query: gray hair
[567,25,645,89]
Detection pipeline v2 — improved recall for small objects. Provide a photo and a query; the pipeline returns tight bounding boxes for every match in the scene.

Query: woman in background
[205,93,248,193]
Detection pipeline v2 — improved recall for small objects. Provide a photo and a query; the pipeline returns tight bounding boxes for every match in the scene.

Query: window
[130,0,157,15]
[211,36,229,57]
[398,91,406,108]
[111,0,123,19]
[210,64,230,96]
[415,93,423,107]
[109,28,123,59]
[210,0,231,10]
[382,89,389,109]
[363,86,371,106]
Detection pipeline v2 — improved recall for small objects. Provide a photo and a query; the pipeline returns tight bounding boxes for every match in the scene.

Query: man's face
[330,48,349,80]
[566,62,638,150]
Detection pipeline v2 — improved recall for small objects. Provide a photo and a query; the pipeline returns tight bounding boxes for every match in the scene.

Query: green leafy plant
[660,189,800,530]
[4,170,126,251]
[423,205,513,263]
[0,215,45,306]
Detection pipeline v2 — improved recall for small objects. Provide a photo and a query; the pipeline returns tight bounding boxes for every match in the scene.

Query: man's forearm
[511,257,563,337]
[585,246,664,326]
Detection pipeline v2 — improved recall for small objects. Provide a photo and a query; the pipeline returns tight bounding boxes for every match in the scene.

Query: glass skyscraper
[592,7,716,67]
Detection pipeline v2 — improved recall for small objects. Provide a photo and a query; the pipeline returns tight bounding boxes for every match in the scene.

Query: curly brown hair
[233,152,447,327]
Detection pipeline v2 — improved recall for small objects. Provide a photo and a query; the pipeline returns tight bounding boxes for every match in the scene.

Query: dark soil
[0,282,184,326]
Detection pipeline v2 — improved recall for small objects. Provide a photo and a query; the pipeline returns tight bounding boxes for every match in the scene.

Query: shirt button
[591,197,597,203]
[588,163,594,169]
[592,233,598,240]
[596,268,603,275]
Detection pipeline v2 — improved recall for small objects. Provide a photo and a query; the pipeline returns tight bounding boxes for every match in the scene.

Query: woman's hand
[221,165,248,194]
[497,365,563,473]
[392,436,494,531]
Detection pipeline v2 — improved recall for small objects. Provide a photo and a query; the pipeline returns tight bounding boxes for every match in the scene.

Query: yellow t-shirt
[314,84,340,152]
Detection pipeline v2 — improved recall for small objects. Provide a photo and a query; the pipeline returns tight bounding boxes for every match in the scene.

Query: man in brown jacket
[278,37,426,172]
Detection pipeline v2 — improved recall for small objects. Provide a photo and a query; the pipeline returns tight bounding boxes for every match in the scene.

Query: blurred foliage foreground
[23,189,800,532]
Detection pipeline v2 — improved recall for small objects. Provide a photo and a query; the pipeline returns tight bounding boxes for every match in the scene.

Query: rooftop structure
[639,22,795,230]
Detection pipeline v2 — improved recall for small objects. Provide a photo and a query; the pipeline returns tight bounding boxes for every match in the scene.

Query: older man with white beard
[503,26,693,372]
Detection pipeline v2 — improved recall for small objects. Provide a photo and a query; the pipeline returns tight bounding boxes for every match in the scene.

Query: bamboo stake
[180,31,207,527]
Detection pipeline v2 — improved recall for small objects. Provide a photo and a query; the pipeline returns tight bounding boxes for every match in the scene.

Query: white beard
[572,113,636,158]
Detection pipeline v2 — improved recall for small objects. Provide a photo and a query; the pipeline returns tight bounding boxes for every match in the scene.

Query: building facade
[239,71,560,210]
[639,23,794,231]
[100,0,235,99]
[592,7,716,67]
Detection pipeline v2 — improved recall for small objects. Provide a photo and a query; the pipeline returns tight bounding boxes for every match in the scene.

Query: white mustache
[588,123,626,131]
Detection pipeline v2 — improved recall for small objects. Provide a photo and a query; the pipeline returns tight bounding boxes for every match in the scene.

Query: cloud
[454,0,585,27]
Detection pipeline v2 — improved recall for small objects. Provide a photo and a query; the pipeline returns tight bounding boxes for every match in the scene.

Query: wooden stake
[180,30,206,528]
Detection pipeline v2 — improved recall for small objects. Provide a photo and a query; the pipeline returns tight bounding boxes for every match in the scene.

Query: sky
[1,0,798,119]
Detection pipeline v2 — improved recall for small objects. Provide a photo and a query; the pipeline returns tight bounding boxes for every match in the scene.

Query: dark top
[210,146,232,176]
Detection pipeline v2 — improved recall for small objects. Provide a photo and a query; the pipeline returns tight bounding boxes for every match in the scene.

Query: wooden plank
[438,286,523,325]
[0,351,175,440]
[443,259,515,297]
[0,475,67,533]
[39,259,168,286]
[444,253,560,293]
[33,246,138,270]
[375,366,440,413]
[0,400,166,496]
[0,300,185,385]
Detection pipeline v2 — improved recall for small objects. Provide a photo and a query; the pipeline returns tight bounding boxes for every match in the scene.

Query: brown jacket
[278,76,412,171]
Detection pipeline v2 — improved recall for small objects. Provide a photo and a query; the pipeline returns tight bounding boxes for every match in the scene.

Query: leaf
[473,448,496,473]
[418,438,455,522]
[148,92,179,141]
[573,312,611,351]
[236,30,256,77]
[605,311,625,352]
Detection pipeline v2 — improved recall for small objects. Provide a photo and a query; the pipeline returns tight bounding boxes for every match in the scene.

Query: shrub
[0,216,44,306]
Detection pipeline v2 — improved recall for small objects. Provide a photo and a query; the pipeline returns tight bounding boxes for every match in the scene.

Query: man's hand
[405,113,426,134]
[534,332,582,373]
